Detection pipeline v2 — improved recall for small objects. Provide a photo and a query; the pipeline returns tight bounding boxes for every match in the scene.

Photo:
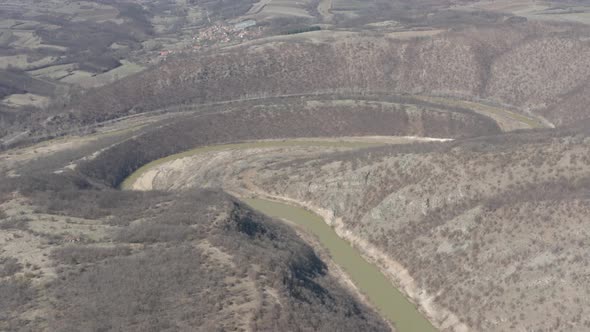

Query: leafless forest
[2,0,590,331]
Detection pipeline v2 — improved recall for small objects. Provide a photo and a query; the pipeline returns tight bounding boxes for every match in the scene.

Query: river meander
[122,138,437,331]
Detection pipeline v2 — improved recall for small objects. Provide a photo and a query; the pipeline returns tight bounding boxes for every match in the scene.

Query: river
[243,198,436,332]
[122,138,438,331]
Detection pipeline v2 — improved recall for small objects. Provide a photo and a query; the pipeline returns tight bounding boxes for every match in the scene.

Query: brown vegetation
[249,129,590,331]
[52,23,590,130]
[2,1,590,331]
[77,97,497,187]
[0,187,389,331]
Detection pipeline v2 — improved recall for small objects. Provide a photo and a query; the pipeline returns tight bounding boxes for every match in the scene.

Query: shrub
[0,278,35,314]
[0,218,29,230]
[52,246,132,265]
[116,223,194,243]
[0,257,22,277]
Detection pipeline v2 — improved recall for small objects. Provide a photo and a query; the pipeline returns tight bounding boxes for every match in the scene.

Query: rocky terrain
[122,126,590,331]
[0,125,391,331]
[3,0,590,331]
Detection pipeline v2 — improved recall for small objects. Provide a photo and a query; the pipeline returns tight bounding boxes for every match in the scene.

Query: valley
[244,197,437,332]
[3,1,590,331]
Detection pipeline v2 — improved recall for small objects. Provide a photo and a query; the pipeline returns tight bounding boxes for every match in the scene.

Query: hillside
[1,182,389,331]
[0,93,497,331]
[249,130,590,331]
[3,0,590,331]
[57,23,590,129]
[123,126,590,331]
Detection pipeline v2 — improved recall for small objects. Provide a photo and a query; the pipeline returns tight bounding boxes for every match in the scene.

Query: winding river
[244,198,436,332]
[122,139,437,331]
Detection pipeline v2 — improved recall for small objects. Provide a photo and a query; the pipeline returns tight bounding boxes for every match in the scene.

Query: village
[157,20,263,59]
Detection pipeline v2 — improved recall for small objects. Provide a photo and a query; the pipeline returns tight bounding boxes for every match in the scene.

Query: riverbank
[119,138,387,190]
[120,137,462,331]
[239,191,468,332]
[243,197,437,332]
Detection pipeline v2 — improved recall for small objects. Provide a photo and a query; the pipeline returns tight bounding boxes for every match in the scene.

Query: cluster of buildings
[155,20,262,60]
[193,20,261,46]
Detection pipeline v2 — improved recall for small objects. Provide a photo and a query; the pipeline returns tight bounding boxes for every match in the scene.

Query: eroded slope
[0,184,389,331]
[126,127,590,331]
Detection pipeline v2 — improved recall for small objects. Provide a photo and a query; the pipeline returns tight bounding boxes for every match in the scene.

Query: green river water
[122,139,437,331]
[244,198,436,332]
